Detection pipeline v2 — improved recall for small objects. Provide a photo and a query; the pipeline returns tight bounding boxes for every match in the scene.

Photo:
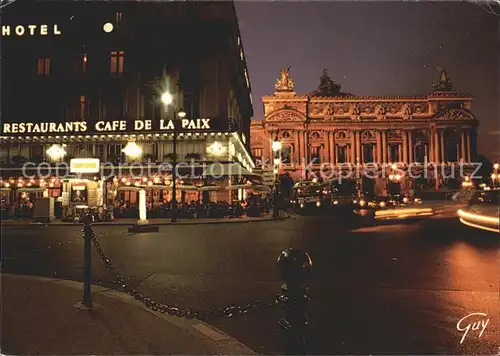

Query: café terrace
[0,118,260,221]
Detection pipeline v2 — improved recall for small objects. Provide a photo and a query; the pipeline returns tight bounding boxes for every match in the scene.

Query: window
[37,58,50,75]
[253,148,262,160]
[311,146,321,164]
[389,145,400,162]
[363,144,374,163]
[110,51,124,75]
[414,143,427,163]
[281,145,292,164]
[338,145,347,163]
[116,12,123,24]
[82,54,88,74]
[79,96,86,119]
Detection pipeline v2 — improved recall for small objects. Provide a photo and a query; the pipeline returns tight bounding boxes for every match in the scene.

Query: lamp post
[161,91,186,223]
[272,136,282,218]
[272,136,282,183]
[492,163,499,187]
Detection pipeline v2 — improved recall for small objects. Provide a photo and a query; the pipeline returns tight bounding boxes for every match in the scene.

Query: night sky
[235,1,499,160]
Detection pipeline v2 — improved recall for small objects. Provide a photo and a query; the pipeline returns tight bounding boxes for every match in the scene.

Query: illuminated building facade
[0,1,255,218]
[251,68,479,188]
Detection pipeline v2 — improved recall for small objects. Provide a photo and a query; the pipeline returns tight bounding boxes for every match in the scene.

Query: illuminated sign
[70,159,100,174]
[1,24,62,36]
[1,118,219,135]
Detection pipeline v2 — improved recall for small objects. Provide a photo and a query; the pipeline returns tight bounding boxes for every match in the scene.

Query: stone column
[269,130,274,163]
[408,131,413,163]
[356,131,362,164]
[398,144,402,164]
[381,131,387,164]
[440,130,445,163]
[329,131,335,164]
[351,130,356,164]
[334,144,339,165]
[403,131,408,164]
[376,131,382,164]
[298,130,303,164]
[466,132,471,163]
[434,130,440,164]
[460,131,466,162]
[294,131,299,164]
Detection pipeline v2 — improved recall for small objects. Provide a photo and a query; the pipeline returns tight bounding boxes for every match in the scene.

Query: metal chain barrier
[80,214,312,354]
[89,228,284,320]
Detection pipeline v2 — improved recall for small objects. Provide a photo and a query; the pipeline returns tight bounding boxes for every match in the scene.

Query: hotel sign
[1,118,224,135]
[1,24,62,36]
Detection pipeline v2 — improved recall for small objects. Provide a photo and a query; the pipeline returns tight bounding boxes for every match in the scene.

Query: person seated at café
[187,200,198,219]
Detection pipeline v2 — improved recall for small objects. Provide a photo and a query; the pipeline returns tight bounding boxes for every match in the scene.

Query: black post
[277,248,312,355]
[81,212,93,308]
[171,112,178,223]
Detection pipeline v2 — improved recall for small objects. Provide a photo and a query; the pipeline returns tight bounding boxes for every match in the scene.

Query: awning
[226,184,251,190]
[202,163,259,178]
[146,184,171,190]
[197,184,220,191]
[17,188,47,193]
[178,184,198,191]
[117,186,142,192]
[251,185,271,193]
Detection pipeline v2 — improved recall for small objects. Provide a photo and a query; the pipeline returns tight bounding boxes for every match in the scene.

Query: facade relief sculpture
[403,104,413,119]
[266,109,305,122]
[361,130,376,141]
[435,108,475,121]
[324,104,335,116]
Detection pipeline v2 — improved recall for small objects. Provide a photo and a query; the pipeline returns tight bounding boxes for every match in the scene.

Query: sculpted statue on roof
[433,67,454,92]
[275,66,295,92]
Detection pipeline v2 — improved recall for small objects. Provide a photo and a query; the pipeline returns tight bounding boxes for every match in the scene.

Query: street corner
[0,274,257,356]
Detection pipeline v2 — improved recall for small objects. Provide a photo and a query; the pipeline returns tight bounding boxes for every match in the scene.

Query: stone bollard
[277,248,312,355]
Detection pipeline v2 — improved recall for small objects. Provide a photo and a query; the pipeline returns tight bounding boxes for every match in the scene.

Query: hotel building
[0,1,255,219]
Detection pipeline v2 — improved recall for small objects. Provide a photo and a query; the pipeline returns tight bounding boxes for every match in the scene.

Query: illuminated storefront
[1,1,256,219]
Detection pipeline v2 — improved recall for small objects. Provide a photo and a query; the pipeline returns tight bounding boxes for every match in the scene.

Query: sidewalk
[0,214,290,226]
[1,273,256,355]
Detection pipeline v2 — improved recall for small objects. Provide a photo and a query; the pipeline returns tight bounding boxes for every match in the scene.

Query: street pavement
[2,274,254,355]
[2,207,498,354]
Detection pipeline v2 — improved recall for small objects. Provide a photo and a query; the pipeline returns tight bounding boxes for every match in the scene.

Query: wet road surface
[2,212,498,354]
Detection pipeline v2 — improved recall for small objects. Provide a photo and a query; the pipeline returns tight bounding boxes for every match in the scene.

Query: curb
[2,273,257,355]
[1,215,291,227]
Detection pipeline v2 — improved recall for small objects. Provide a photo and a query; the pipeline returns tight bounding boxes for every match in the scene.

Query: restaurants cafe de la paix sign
[1,118,216,135]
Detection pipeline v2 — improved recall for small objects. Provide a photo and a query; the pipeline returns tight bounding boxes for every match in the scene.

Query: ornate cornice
[265,108,307,123]
[434,108,476,121]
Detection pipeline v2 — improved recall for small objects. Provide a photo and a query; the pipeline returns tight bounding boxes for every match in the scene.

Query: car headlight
[379,201,386,208]
[403,197,409,203]
[300,203,304,208]
[359,199,366,207]
[333,200,339,205]
[353,199,358,204]
[316,201,321,207]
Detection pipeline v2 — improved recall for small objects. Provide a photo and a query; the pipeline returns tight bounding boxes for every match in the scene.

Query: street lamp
[162,90,186,223]
[271,136,282,218]
[272,136,281,178]
[492,163,499,187]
